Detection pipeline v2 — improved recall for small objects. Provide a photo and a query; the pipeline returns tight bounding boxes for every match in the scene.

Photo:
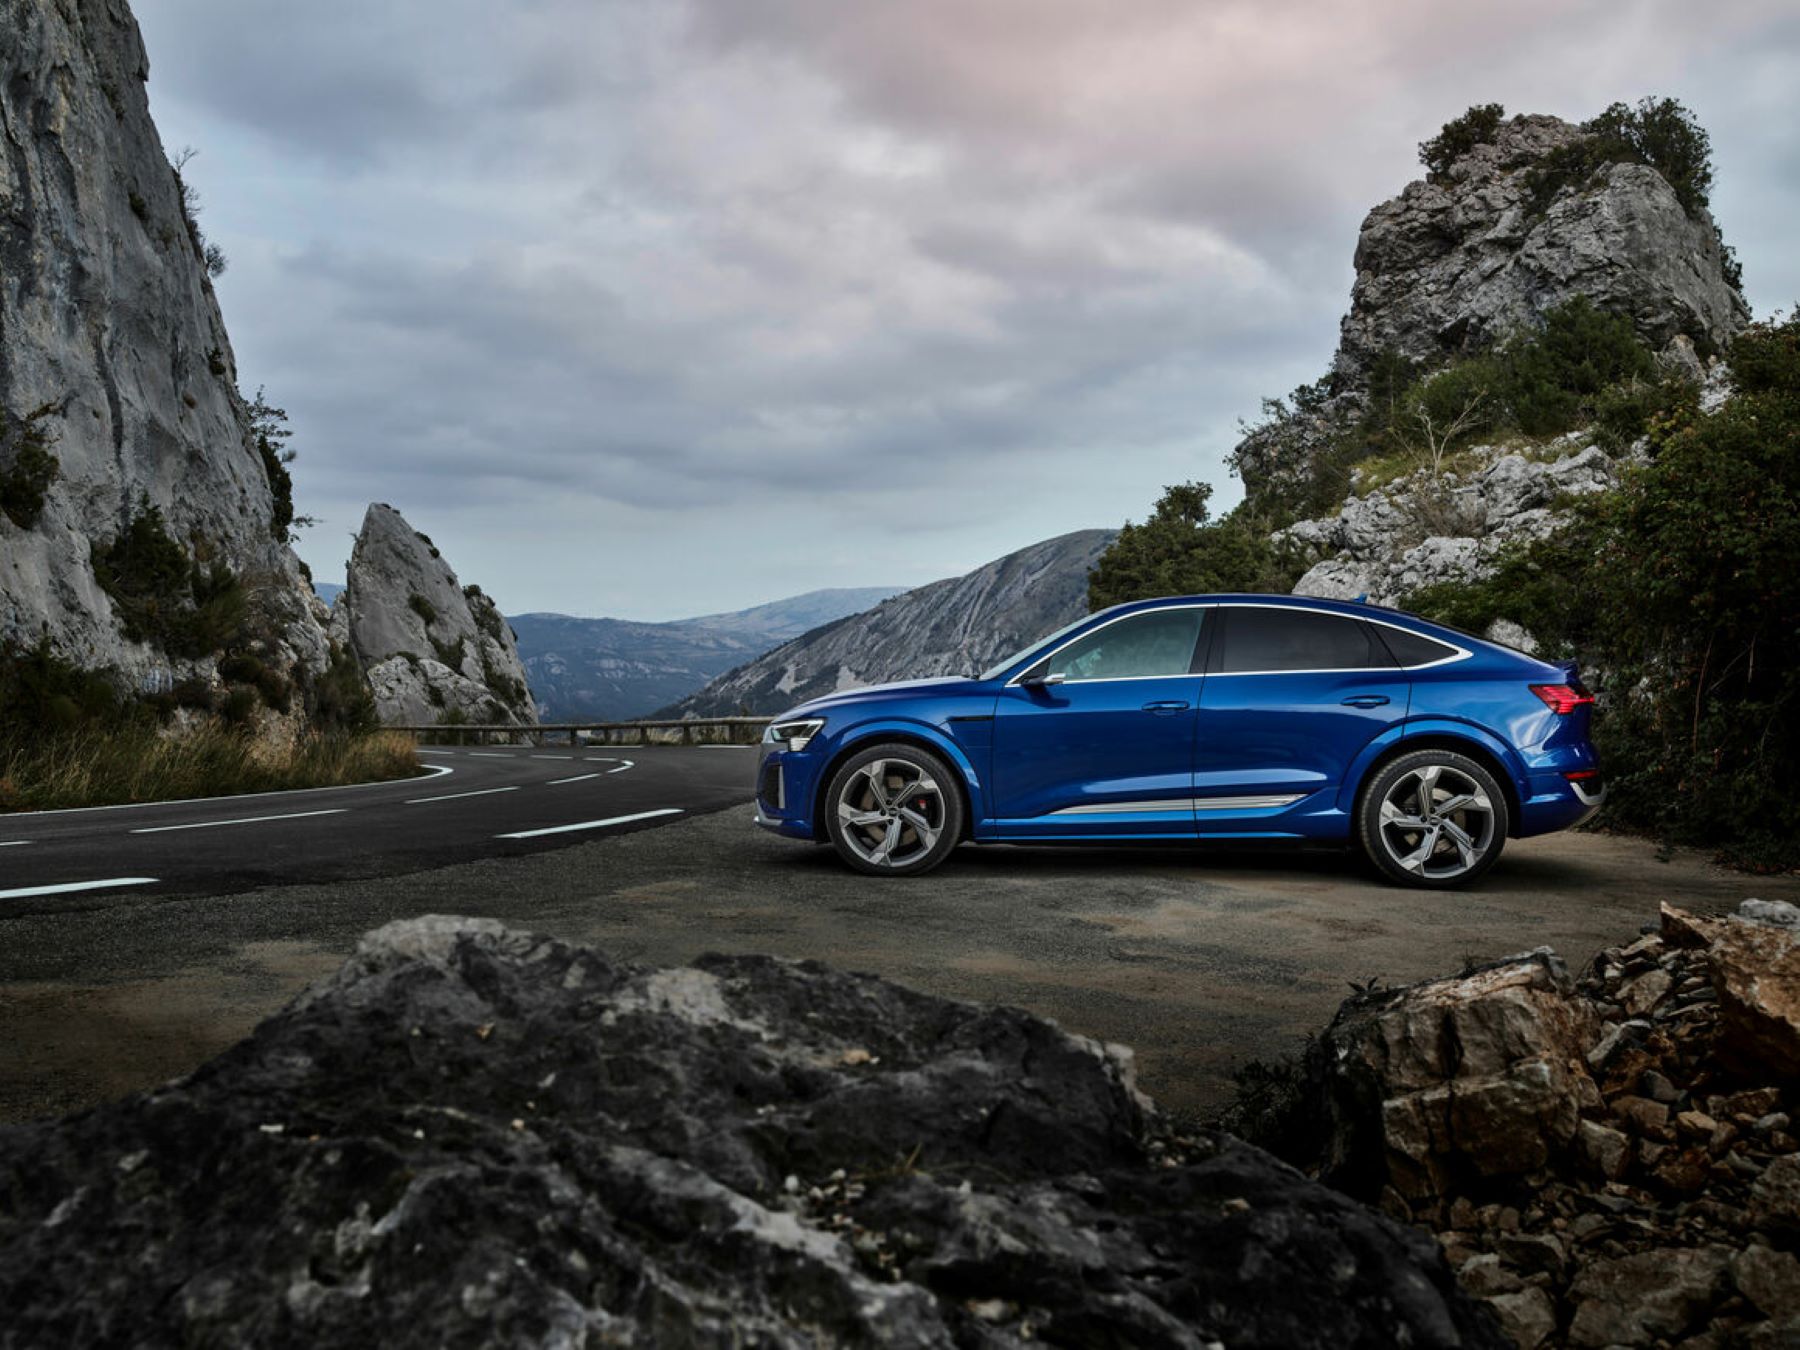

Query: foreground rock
[334,504,537,727]
[1294,900,1800,1347]
[0,917,1500,1348]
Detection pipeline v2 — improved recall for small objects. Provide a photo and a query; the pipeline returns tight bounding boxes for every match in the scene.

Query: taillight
[1530,683,1594,715]
[1563,770,1600,782]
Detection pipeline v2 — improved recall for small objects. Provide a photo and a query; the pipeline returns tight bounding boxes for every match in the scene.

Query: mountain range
[502,588,901,721]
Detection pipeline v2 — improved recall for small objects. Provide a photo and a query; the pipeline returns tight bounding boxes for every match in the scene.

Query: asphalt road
[0,745,755,909]
[6,786,1797,1127]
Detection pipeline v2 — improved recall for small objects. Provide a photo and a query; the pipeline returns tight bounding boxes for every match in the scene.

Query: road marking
[531,754,575,761]
[406,786,519,805]
[0,877,160,900]
[468,752,516,758]
[496,808,682,840]
[699,744,754,750]
[130,809,348,835]
[2,763,451,819]
[605,760,635,774]
[0,841,29,847]
[548,773,601,785]
[417,748,455,756]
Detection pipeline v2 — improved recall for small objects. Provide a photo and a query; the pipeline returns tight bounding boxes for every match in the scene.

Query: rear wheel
[1358,749,1508,888]
[823,743,963,877]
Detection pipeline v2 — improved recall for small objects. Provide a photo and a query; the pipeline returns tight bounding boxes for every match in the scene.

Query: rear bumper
[1517,769,1606,836]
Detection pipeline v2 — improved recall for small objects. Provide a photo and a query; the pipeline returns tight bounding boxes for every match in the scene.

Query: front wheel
[1357,750,1509,889]
[823,743,963,877]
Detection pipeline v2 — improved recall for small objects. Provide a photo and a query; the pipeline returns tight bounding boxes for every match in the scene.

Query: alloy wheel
[1376,762,1497,882]
[834,757,946,869]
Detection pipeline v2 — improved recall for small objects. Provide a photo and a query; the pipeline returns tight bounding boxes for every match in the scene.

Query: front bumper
[754,742,823,840]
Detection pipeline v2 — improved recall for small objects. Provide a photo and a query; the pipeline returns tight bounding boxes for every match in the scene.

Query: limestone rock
[1566,1245,1734,1347]
[1709,909,1800,1080]
[0,917,1503,1348]
[1735,1244,1800,1322]
[1332,115,1747,394]
[0,0,327,691]
[1308,949,1599,1203]
[338,505,536,727]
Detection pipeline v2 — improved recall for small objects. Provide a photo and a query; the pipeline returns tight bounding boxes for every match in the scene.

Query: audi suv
[753,594,1603,888]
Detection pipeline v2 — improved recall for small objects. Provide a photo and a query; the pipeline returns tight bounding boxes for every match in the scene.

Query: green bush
[308,643,377,735]
[1525,97,1716,218]
[1498,297,1655,436]
[1419,103,1506,180]
[409,592,437,625]
[1591,376,1699,454]
[430,634,467,670]
[0,637,124,735]
[0,403,60,530]
[1088,483,1306,610]
[246,389,311,543]
[91,503,248,658]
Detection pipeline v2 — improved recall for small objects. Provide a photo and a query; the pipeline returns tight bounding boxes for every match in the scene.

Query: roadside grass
[0,727,420,812]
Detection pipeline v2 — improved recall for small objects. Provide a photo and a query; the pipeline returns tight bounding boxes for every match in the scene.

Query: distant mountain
[312,582,344,607]
[510,586,901,722]
[665,530,1116,718]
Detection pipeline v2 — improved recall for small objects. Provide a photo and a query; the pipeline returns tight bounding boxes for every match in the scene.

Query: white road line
[496,808,682,840]
[1,762,450,819]
[468,752,516,758]
[548,773,601,785]
[130,808,348,835]
[0,840,29,847]
[405,786,519,805]
[698,745,754,750]
[531,754,575,761]
[605,760,635,774]
[0,877,159,901]
[417,748,455,756]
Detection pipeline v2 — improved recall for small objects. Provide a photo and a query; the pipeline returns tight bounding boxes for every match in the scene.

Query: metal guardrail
[387,717,767,747]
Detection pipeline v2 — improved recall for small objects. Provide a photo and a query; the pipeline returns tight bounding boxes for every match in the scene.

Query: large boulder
[336,504,536,726]
[1709,902,1800,1080]
[0,917,1503,1349]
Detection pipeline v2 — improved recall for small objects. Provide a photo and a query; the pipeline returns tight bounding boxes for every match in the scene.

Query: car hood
[779,676,988,718]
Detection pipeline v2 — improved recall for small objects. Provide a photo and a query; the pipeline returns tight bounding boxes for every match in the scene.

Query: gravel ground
[4,806,1796,1124]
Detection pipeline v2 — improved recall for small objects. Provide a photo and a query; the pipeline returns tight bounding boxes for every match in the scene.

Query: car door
[987,605,1208,838]
[1194,604,1410,832]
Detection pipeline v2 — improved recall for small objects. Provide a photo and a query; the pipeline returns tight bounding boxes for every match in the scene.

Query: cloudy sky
[134,0,1800,621]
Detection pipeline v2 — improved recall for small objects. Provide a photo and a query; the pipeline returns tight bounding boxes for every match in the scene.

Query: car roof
[1100,592,1430,626]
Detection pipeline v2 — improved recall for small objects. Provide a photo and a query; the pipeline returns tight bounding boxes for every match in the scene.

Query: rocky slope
[1281,899,1800,1348]
[0,915,1502,1348]
[511,587,900,722]
[668,530,1115,717]
[332,505,535,726]
[0,0,327,696]
[1234,110,1747,506]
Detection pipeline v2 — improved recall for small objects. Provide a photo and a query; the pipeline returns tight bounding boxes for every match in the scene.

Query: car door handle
[1340,694,1390,708]
[1141,699,1190,713]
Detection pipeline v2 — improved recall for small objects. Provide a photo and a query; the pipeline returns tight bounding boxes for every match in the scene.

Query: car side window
[1043,609,1205,682]
[1217,608,1388,673]
[1376,626,1461,667]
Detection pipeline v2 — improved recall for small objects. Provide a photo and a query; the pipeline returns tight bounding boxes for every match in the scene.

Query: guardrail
[387,717,768,747]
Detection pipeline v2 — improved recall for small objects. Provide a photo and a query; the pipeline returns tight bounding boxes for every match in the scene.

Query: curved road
[0,745,755,911]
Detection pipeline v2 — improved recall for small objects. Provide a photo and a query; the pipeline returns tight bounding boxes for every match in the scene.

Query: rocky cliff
[1234,109,1748,505]
[333,504,535,726]
[667,530,1115,717]
[0,0,327,697]
[0,915,1502,1348]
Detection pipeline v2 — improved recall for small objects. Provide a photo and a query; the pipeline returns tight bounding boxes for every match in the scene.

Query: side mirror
[1020,671,1066,689]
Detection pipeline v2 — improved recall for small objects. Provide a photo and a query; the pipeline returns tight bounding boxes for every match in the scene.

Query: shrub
[0,403,60,530]
[408,593,437,625]
[1497,297,1654,436]
[1525,97,1715,218]
[430,634,466,671]
[1419,103,1506,180]
[308,643,377,735]
[0,637,124,735]
[1088,483,1306,610]
[246,389,311,543]
[1591,376,1699,454]
[92,503,247,658]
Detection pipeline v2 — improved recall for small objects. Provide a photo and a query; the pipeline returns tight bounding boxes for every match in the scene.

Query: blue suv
[753,594,1603,888]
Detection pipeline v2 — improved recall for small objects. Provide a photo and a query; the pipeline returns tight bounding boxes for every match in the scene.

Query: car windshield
[977,611,1109,681]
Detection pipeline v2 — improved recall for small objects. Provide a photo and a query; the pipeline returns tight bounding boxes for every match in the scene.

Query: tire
[1357,749,1509,889]
[823,742,964,877]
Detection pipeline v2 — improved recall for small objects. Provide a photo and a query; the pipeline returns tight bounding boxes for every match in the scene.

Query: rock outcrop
[1287,900,1800,1347]
[668,530,1115,717]
[334,505,535,727]
[1279,436,1621,608]
[1332,114,1747,392]
[0,0,327,693]
[0,916,1503,1348]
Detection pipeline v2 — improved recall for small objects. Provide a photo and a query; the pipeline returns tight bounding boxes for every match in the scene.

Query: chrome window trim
[1208,601,1472,676]
[1003,603,1213,689]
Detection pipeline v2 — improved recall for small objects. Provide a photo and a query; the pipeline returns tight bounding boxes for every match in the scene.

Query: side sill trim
[1047,794,1303,817]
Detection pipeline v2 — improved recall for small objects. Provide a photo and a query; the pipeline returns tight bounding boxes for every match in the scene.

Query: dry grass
[0,728,420,812]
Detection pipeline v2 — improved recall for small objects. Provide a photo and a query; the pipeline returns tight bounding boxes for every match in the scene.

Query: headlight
[763,717,825,751]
